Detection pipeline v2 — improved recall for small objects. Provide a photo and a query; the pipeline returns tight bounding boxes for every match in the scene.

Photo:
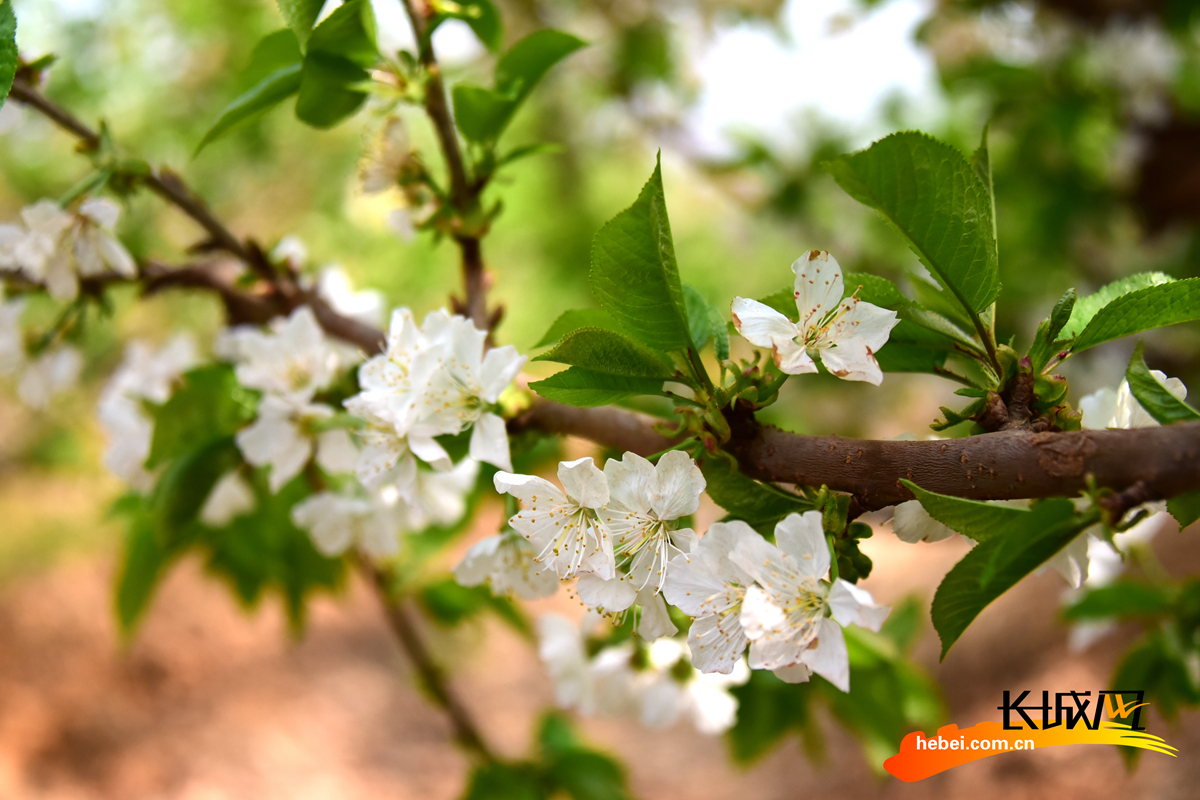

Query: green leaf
[149,437,241,545]
[451,29,585,143]
[293,0,377,129]
[879,596,923,654]
[533,328,675,377]
[461,763,545,800]
[146,365,258,468]
[590,156,692,351]
[535,308,625,348]
[275,0,325,47]
[305,0,377,65]
[827,132,1000,316]
[928,496,1084,658]
[430,0,503,52]
[875,343,948,373]
[240,28,304,87]
[203,473,344,631]
[295,52,369,128]
[684,284,713,351]
[452,85,515,144]
[195,64,303,154]
[971,124,997,248]
[1070,279,1200,353]
[529,367,665,407]
[1028,288,1076,371]
[701,458,812,532]
[708,304,730,361]
[726,669,816,764]
[547,750,631,800]
[1060,272,1174,340]
[1125,341,1200,425]
[0,0,16,109]
[113,494,170,634]
[1063,581,1175,621]
[1168,491,1200,530]
[901,479,1027,543]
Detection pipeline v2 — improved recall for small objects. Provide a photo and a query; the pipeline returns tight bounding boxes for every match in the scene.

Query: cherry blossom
[731,250,898,384]
[731,511,890,692]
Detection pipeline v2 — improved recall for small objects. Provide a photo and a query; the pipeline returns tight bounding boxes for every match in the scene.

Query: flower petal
[828,579,890,632]
[802,617,849,692]
[731,297,798,348]
[650,450,705,521]
[469,411,513,472]
[819,337,883,385]
[577,572,637,612]
[892,499,958,544]
[792,250,844,333]
[558,457,609,508]
[636,589,678,640]
[773,511,829,580]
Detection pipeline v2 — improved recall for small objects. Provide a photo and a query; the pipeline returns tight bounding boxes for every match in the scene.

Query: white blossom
[892,500,959,544]
[270,235,307,268]
[96,335,199,490]
[18,346,82,409]
[360,116,411,194]
[346,307,526,474]
[393,457,479,530]
[732,250,898,384]
[575,451,705,639]
[291,490,404,558]
[235,395,356,492]
[637,638,749,735]
[317,266,385,328]
[224,306,342,406]
[8,199,136,302]
[495,457,616,580]
[199,470,257,526]
[454,530,560,599]
[662,520,761,674]
[731,511,890,692]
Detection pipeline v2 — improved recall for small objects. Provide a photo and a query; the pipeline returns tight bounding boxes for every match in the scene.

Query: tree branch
[357,557,495,763]
[397,0,491,332]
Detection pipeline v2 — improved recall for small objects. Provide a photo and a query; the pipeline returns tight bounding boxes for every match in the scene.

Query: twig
[357,556,496,762]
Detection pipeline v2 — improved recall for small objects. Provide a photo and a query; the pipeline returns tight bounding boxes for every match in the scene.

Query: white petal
[892,500,958,543]
[1047,531,1090,588]
[802,617,850,692]
[639,677,686,728]
[468,412,512,472]
[819,337,883,385]
[199,471,256,526]
[694,520,760,585]
[79,197,121,230]
[479,345,526,402]
[772,338,817,375]
[686,680,739,735]
[687,612,750,675]
[576,572,637,612]
[831,299,898,352]
[636,589,678,640]
[791,249,845,332]
[315,429,359,474]
[493,472,568,507]
[828,579,890,632]
[650,450,705,521]
[730,297,798,348]
[772,663,813,684]
[738,585,788,642]
[603,451,655,514]
[1079,387,1119,430]
[773,511,829,580]
[558,457,609,508]
[453,535,501,587]
[407,431,451,470]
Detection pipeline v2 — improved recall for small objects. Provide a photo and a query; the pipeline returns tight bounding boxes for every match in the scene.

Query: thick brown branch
[512,399,679,456]
[358,558,495,762]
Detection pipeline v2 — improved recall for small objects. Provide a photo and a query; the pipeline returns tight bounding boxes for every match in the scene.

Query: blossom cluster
[538,614,750,736]
[0,287,81,409]
[465,447,890,697]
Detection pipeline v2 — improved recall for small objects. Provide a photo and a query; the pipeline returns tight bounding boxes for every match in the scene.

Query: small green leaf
[708,304,730,361]
[590,156,692,351]
[971,124,997,247]
[113,495,169,634]
[529,368,665,408]
[451,29,585,143]
[684,284,712,351]
[430,0,503,52]
[1070,278,1200,353]
[295,51,369,128]
[534,328,676,377]
[827,132,1000,316]
[0,0,16,108]
[901,479,1026,542]
[928,496,1084,658]
[241,29,304,87]
[875,343,948,374]
[1063,581,1175,621]
[462,762,544,800]
[1168,491,1200,530]
[701,458,812,532]
[275,0,325,47]
[195,64,303,154]
[536,308,625,348]
[726,669,815,764]
[149,437,241,545]
[146,366,258,468]
[1028,288,1077,371]
[1125,341,1200,425]
[293,0,377,129]
[547,750,631,800]
[1060,272,1174,340]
